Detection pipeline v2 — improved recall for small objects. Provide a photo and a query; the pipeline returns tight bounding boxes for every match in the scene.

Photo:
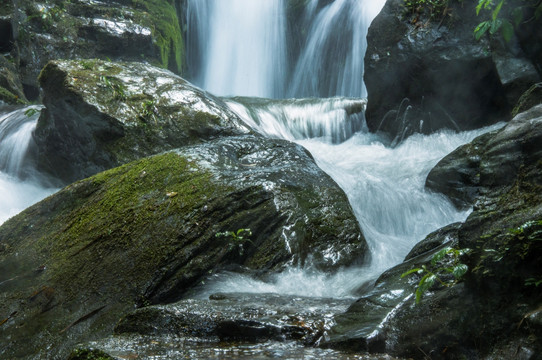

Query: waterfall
[186,0,287,98]
[288,0,385,98]
[0,106,57,225]
[186,0,386,99]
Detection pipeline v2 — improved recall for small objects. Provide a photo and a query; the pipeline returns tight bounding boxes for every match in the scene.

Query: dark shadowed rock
[33,59,249,184]
[426,104,542,209]
[364,0,540,141]
[0,134,367,358]
[0,56,27,105]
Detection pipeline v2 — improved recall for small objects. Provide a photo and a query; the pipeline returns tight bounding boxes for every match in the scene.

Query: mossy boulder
[0,56,27,105]
[323,105,542,358]
[0,134,367,358]
[33,59,249,184]
[11,0,184,95]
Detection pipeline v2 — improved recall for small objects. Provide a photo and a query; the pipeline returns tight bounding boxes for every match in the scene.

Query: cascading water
[0,105,58,225]
[186,0,287,98]
[184,0,505,299]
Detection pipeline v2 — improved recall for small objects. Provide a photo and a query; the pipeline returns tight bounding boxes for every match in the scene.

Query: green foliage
[100,75,128,101]
[403,0,455,23]
[67,348,114,360]
[216,228,253,256]
[130,0,184,73]
[474,0,542,42]
[475,220,542,285]
[401,247,470,303]
[24,107,40,117]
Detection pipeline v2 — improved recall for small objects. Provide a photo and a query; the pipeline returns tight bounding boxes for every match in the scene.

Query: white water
[187,0,286,97]
[187,0,386,99]
[186,0,504,299]
[0,106,58,225]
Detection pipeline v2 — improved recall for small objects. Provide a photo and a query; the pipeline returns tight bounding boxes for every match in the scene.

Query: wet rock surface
[33,59,249,184]
[363,0,541,141]
[9,0,185,94]
[323,105,542,359]
[0,134,367,358]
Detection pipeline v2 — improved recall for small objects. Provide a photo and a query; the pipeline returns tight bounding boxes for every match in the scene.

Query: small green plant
[80,59,96,70]
[24,108,40,117]
[140,99,158,122]
[216,228,253,256]
[402,246,470,303]
[100,75,128,101]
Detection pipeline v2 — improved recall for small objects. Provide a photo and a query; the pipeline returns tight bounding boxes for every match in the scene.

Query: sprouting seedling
[401,246,470,304]
[216,228,253,256]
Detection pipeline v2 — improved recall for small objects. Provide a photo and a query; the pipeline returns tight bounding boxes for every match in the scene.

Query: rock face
[323,105,542,359]
[426,104,542,209]
[0,135,367,358]
[364,0,541,141]
[9,0,185,97]
[33,59,249,184]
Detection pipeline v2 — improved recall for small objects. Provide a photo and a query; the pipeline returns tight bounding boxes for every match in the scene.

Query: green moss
[0,86,27,105]
[130,0,184,73]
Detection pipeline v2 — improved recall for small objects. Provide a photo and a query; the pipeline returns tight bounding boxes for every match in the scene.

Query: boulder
[426,104,542,209]
[364,0,540,141]
[323,105,542,358]
[10,0,184,96]
[33,59,249,184]
[0,134,367,358]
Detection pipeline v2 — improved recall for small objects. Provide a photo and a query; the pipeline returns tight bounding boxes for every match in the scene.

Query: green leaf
[492,0,504,21]
[401,268,423,278]
[500,20,514,42]
[511,8,524,27]
[476,0,488,16]
[489,19,502,35]
[453,264,468,279]
[474,21,490,40]
[431,247,452,266]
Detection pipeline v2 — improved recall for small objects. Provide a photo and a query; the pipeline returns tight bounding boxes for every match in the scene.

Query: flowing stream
[186,0,503,299]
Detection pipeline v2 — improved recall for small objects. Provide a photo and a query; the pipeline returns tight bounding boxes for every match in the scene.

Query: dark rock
[364,0,540,141]
[33,59,249,184]
[324,105,542,359]
[404,222,460,261]
[426,104,542,208]
[0,134,367,358]
[0,56,27,105]
[10,0,185,92]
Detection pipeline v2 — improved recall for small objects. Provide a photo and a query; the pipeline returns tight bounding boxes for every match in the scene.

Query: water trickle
[0,105,58,225]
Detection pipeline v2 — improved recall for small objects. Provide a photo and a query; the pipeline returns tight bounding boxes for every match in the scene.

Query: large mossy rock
[33,59,248,184]
[10,0,184,96]
[323,105,542,358]
[0,135,367,358]
[364,0,541,141]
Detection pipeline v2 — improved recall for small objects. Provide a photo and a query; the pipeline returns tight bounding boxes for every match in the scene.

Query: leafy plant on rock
[402,247,470,303]
[216,228,253,256]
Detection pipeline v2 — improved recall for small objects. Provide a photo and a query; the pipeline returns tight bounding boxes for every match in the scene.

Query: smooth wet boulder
[323,105,542,358]
[33,59,249,184]
[10,0,185,96]
[426,104,542,209]
[364,0,541,141]
[0,134,367,358]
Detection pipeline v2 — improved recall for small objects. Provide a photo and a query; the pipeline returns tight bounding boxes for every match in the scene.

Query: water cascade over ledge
[0,106,58,225]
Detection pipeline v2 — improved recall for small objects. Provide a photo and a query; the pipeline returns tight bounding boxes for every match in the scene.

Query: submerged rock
[324,105,542,359]
[363,0,541,141]
[33,59,249,184]
[0,134,367,358]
